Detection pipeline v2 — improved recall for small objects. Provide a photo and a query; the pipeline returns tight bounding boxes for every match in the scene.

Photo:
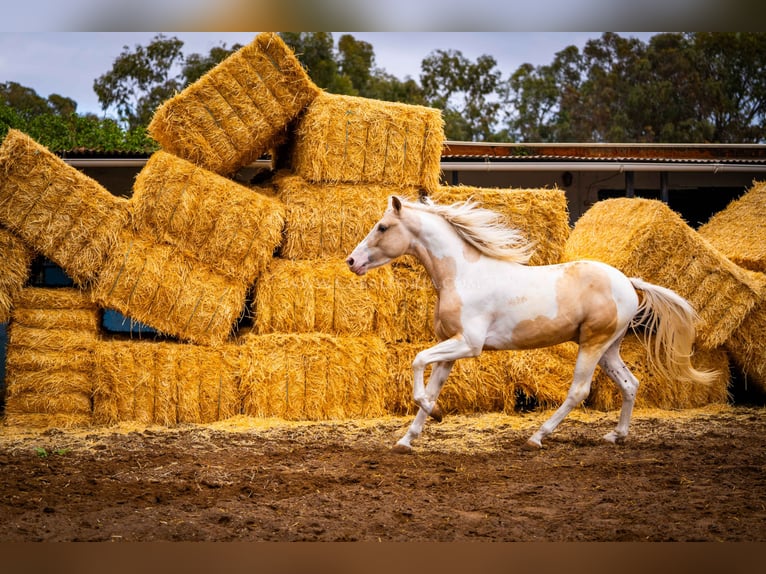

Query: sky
[0,32,658,117]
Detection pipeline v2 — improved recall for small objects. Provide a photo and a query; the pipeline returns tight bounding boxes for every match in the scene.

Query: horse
[346,195,716,453]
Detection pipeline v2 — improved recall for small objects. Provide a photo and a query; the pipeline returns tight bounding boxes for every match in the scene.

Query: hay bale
[3,287,100,428]
[564,198,766,349]
[92,230,249,346]
[274,172,421,260]
[92,340,241,426]
[131,151,286,283]
[0,226,33,322]
[698,181,766,273]
[0,129,130,285]
[287,91,445,192]
[587,335,730,410]
[254,259,400,340]
[238,332,388,420]
[431,185,570,266]
[504,344,577,412]
[390,265,438,343]
[724,270,766,394]
[148,32,320,175]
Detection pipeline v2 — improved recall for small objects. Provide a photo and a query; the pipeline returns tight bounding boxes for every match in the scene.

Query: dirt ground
[1,405,766,542]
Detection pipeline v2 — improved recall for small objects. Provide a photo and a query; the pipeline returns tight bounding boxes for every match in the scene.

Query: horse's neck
[408,211,471,292]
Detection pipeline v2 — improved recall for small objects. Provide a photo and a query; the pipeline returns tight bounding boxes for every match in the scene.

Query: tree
[93,34,184,130]
[420,49,503,141]
[182,43,243,85]
[280,32,354,95]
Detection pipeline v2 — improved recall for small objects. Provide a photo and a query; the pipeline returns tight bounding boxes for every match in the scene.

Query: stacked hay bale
[698,181,766,273]
[238,332,388,420]
[243,90,447,418]
[93,339,241,426]
[286,91,445,193]
[148,32,320,176]
[3,288,99,427]
[563,197,741,407]
[0,226,34,323]
[0,129,130,286]
[697,181,766,393]
[93,152,285,347]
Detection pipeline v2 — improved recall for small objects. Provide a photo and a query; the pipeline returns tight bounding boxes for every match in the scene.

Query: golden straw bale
[15,286,95,310]
[7,324,99,351]
[724,271,766,393]
[238,332,388,420]
[3,413,92,429]
[0,129,130,285]
[5,348,93,373]
[564,198,766,349]
[587,335,730,410]
[254,259,400,340]
[148,32,320,175]
[390,265,438,343]
[698,181,766,273]
[92,230,249,346]
[288,92,445,192]
[0,226,33,322]
[431,185,570,266]
[92,340,241,426]
[274,172,421,260]
[131,151,286,283]
[11,308,100,331]
[386,343,510,415]
[504,344,577,412]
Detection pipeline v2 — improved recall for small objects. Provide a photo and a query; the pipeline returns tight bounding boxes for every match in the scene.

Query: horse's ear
[390,196,402,213]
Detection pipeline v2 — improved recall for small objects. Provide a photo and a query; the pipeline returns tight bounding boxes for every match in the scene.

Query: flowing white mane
[403,197,535,264]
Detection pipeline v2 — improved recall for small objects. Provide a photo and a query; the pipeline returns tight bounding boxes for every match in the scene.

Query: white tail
[629,278,717,385]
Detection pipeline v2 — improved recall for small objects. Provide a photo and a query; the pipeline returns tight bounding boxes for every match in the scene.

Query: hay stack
[0,129,130,285]
[131,151,286,283]
[564,198,766,350]
[3,288,99,428]
[239,332,388,420]
[723,269,766,393]
[587,334,730,410]
[92,340,241,425]
[92,230,249,346]
[148,32,320,175]
[431,185,570,266]
[274,172,421,260]
[254,258,400,340]
[390,265,438,343]
[698,181,766,273]
[288,92,445,192]
[0,226,33,323]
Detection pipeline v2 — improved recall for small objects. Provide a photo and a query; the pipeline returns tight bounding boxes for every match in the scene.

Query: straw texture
[92,230,249,346]
[131,151,286,283]
[148,32,320,175]
[0,226,33,322]
[564,197,765,350]
[239,332,388,420]
[698,180,766,273]
[288,92,445,192]
[0,129,130,285]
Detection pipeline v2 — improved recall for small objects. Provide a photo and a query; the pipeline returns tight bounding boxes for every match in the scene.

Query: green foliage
[3,32,764,151]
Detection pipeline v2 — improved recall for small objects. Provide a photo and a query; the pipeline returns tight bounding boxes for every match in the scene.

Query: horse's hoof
[391,444,413,455]
[603,433,626,445]
[522,439,542,451]
[429,403,444,423]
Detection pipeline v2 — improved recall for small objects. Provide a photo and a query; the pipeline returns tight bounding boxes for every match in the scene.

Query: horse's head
[346,196,414,276]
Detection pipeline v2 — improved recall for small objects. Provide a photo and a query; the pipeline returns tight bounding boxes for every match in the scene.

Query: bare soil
[1,405,766,542]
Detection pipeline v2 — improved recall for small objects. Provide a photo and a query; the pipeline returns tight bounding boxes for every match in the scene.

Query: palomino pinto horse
[346,196,715,453]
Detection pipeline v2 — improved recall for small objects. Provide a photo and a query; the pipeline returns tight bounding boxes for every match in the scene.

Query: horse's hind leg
[525,347,602,449]
[598,341,640,444]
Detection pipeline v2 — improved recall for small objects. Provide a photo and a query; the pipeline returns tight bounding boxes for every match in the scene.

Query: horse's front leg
[393,337,475,454]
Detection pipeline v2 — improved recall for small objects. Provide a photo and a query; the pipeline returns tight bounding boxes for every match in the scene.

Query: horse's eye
[378,224,388,233]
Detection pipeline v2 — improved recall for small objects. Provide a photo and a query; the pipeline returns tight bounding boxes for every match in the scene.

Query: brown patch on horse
[511,263,619,349]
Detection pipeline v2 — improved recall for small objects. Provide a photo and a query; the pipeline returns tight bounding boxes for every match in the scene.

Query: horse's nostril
[346,257,354,266]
